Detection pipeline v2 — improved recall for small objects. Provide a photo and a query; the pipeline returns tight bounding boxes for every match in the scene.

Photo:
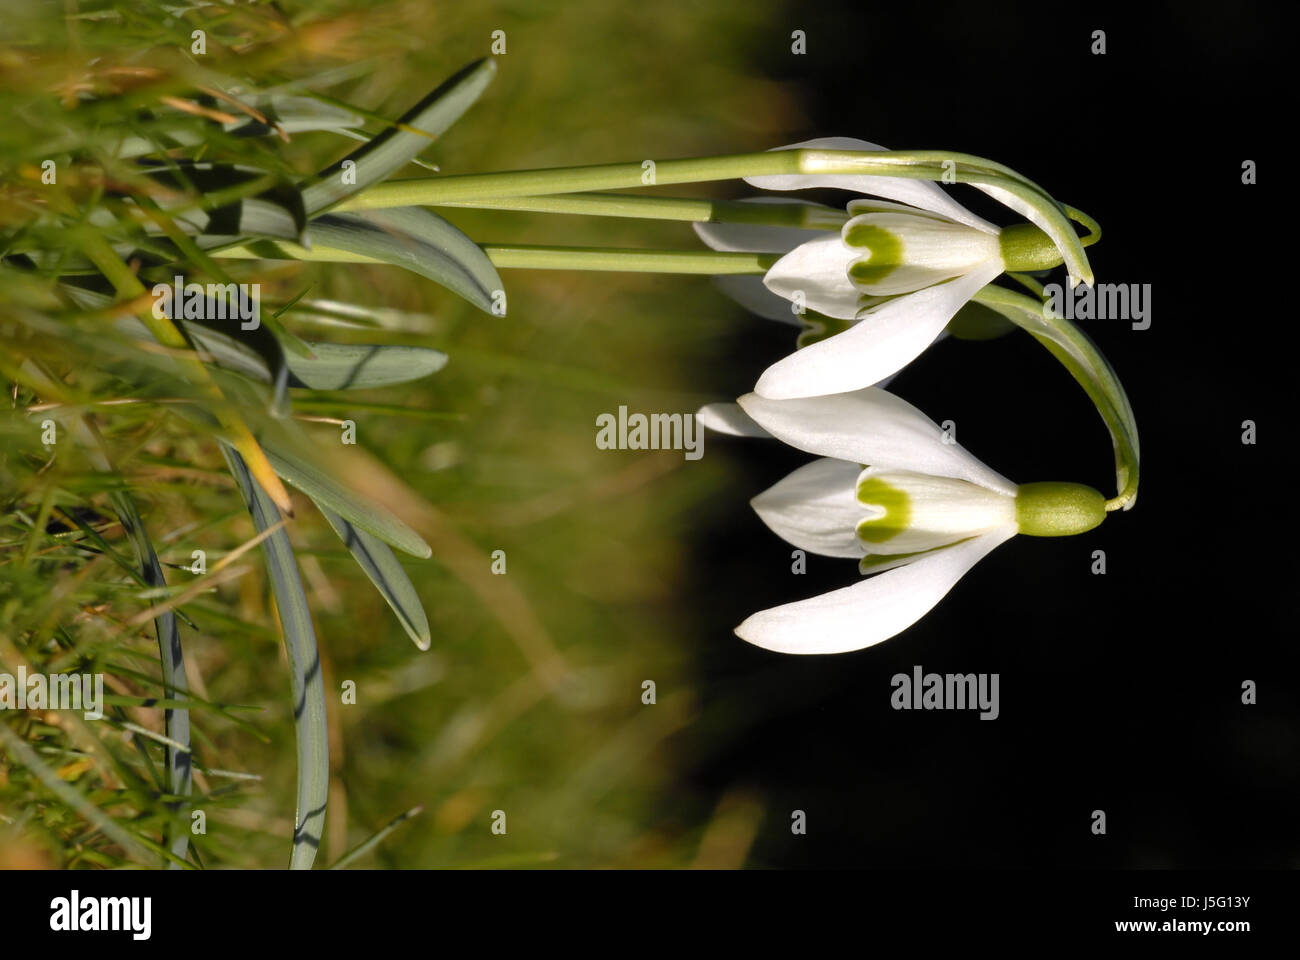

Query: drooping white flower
[695,137,1066,400]
[727,386,1106,655]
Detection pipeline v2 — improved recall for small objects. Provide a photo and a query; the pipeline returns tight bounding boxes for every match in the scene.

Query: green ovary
[855,475,912,544]
[1015,481,1105,536]
[998,222,1063,271]
[844,222,902,286]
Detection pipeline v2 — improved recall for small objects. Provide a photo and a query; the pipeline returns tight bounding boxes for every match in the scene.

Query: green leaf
[114,313,447,390]
[70,417,192,866]
[285,340,447,390]
[304,206,503,314]
[259,434,432,559]
[300,58,497,215]
[133,161,308,243]
[318,505,431,650]
[221,444,329,870]
[112,95,366,159]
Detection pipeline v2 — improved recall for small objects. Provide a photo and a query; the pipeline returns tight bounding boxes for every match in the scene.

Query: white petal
[746,137,997,234]
[693,198,840,253]
[856,469,1016,554]
[735,525,1016,654]
[844,197,954,222]
[696,402,772,438]
[712,275,806,324]
[750,458,865,559]
[752,259,1003,400]
[737,386,1017,495]
[763,234,865,320]
[842,211,1003,296]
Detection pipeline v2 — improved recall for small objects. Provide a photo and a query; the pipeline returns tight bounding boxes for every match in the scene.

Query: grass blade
[0,721,155,865]
[328,805,423,869]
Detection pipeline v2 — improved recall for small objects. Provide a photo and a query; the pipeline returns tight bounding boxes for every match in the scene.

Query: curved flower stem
[973,284,1139,511]
[215,241,774,275]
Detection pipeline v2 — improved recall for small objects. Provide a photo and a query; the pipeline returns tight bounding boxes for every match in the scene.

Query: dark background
[679,0,1295,867]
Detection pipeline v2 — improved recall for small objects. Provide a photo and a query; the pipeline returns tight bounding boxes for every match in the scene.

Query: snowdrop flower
[695,138,1068,400]
[730,386,1105,655]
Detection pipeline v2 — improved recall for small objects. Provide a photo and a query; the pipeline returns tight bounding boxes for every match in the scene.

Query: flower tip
[751,369,813,401]
[734,615,783,653]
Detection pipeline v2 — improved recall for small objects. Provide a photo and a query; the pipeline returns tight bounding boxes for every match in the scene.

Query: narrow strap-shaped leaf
[192,322,446,390]
[318,505,431,650]
[72,418,192,866]
[112,95,366,159]
[109,493,194,866]
[258,433,432,559]
[300,58,497,215]
[285,340,447,390]
[221,443,329,869]
[304,207,502,314]
[130,162,308,243]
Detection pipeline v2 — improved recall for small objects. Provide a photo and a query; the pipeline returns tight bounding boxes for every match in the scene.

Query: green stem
[216,241,774,275]
[434,192,848,228]
[1065,204,1103,247]
[483,244,775,274]
[335,153,803,209]
[336,148,1091,284]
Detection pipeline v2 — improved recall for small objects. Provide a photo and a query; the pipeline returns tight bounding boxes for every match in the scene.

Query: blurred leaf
[300,57,497,215]
[111,95,366,159]
[285,341,447,390]
[306,206,502,314]
[259,433,433,559]
[133,161,308,243]
[114,312,447,390]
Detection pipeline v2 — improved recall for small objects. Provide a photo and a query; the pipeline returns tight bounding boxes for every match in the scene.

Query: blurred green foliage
[1,0,793,867]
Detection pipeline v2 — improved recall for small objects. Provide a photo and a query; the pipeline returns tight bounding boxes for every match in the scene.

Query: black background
[681,0,1296,868]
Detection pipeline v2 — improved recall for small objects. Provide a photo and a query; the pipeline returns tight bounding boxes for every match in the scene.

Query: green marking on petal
[844,222,902,286]
[855,474,912,544]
